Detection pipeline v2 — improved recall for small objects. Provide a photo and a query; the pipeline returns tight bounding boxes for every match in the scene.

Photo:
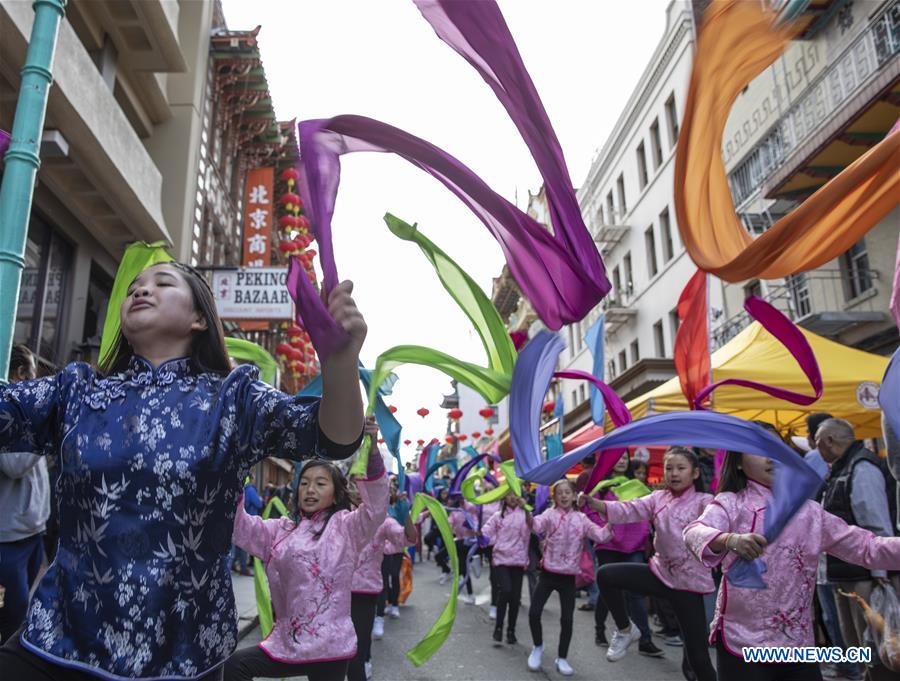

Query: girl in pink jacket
[482,491,532,645]
[225,439,388,681]
[527,478,613,677]
[582,447,716,681]
[449,497,479,603]
[684,449,900,681]
[349,504,415,681]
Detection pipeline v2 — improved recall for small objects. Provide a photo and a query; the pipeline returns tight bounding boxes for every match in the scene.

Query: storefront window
[13,214,72,369]
[80,264,113,365]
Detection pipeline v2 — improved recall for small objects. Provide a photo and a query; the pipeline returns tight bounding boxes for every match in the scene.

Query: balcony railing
[728,1,900,207]
[710,269,885,350]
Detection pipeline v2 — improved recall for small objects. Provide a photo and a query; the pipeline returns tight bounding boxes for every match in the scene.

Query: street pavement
[234,558,691,680]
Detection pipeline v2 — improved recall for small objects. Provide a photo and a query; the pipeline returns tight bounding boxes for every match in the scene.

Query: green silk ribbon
[405,493,458,666]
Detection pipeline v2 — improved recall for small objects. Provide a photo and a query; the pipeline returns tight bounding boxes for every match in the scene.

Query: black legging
[376,553,403,616]
[224,646,348,681]
[594,549,652,643]
[493,565,524,633]
[484,548,498,606]
[454,538,473,595]
[714,638,823,681]
[0,629,223,681]
[596,563,716,681]
[348,592,378,681]
[528,570,576,658]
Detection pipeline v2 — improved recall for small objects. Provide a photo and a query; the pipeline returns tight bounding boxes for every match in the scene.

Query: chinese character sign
[242,167,274,268]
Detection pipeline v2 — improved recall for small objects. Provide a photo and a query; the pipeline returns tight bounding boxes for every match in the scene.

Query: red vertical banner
[674,268,710,409]
[241,167,274,330]
[242,167,274,267]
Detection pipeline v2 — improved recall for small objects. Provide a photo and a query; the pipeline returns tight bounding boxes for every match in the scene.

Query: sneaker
[372,616,384,640]
[577,602,595,611]
[606,624,641,662]
[493,627,503,645]
[389,605,400,619]
[555,658,574,677]
[639,640,665,658]
[595,629,608,647]
[439,573,449,585]
[364,661,373,680]
[506,629,517,645]
[489,606,497,620]
[527,645,544,672]
[661,633,683,646]
[459,594,475,604]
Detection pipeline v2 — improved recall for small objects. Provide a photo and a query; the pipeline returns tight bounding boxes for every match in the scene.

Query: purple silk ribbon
[880,349,899,444]
[510,331,823,588]
[291,0,610,357]
[554,369,632,496]
[0,129,10,157]
[693,296,823,409]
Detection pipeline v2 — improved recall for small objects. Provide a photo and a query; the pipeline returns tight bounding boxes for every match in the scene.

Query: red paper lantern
[472,431,481,439]
[543,401,556,414]
[296,216,311,230]
[388,405,398,414]
[278,240,299,254]
[479,407,495,419]
[280,168,300,183]
[278,215,300,230]
[447,408,463,421]
[403,439,412,446]
[416,439,425,446]
[444,436,455,445]
[275,343,292,357]
[287,325,304,337]
[484,428,494,436]
[377,438,385,444]
[416,408,430,418]
[279,192,302,207]
[458,434,468,442]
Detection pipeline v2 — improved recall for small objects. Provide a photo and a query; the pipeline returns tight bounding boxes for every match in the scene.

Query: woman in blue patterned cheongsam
[0,263,367,681]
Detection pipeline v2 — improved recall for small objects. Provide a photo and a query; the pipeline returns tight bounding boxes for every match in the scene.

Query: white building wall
[558,1,696,415]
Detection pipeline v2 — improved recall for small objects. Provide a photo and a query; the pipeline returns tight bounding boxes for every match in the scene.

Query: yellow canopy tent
[621,322,890,438]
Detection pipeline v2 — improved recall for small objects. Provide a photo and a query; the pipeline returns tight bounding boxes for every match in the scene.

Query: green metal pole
[0,0,67,379]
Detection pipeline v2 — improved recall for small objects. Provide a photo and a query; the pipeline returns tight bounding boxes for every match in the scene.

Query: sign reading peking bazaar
[240,167,276,329]
[211,267,292,320]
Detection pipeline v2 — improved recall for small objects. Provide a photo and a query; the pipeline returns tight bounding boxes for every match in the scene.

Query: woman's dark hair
[8,344,34,381]
[293,461,352,540]
[716,451,748,494]
[663,446,705,492]
[99,262,231,377]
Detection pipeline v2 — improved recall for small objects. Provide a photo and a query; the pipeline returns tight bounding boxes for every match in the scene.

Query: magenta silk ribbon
[290,0,609,358]
[693,296,823,409]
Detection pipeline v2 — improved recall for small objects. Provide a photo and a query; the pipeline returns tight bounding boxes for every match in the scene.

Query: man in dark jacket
[818,418,898,681]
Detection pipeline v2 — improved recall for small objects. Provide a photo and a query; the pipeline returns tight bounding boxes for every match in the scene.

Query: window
[645,226,658,277]
[81,265,113,362]
[630,339,640,364]
[571,389,578,407]
[624,253,633,293]
[665,92,679,148]
[606,191,616,223]
[669,308,681,342]
[636,141,649,190]
[616,174,627,215]
[650,118,663,168]
[607,360,617,380]
[788,273,811,317]
[744,280,762,300]
[612,266,622,298]
[659,207,674,262]
[14,216,72,368]
[567,325,575,357]
[596,203,605,226]
[653,320,666,357]
[579,384,587,403]
[618,349,628,373]
[842,239,873,299]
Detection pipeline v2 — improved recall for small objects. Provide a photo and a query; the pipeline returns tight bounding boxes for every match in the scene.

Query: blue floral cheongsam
[0,356,354,680]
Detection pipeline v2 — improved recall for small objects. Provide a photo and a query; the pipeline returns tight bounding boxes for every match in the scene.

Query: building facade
[560,0,697,434]
[711,0,899,357]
